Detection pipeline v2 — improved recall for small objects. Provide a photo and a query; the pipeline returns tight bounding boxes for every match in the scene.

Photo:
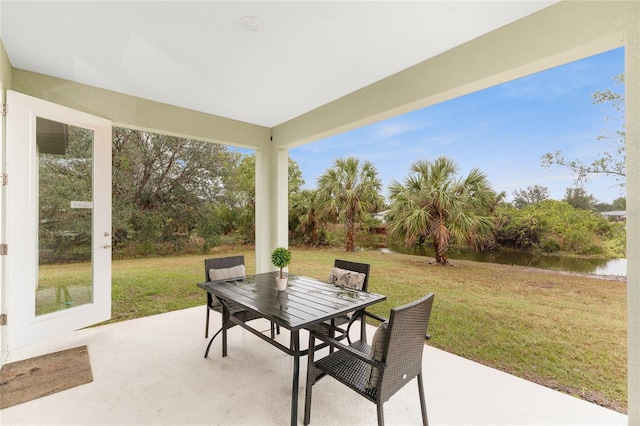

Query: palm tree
[289,189,323,245]
[387,156,496,265]
[317,157,384,251]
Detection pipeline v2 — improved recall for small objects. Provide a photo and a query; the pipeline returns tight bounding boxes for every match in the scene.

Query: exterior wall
[0,38,13,365]
[625,24,639,424]
[11,69,270,150]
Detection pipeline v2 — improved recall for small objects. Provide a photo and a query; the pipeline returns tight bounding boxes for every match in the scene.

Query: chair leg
[205,308,210,338]
[329,319,336,354]
[303,334,316,425]
[204,326,224,358]
[376,401,385,426]
[417,373,429,426]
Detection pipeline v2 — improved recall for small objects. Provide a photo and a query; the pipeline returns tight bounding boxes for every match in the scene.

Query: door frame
[5,91,112,350]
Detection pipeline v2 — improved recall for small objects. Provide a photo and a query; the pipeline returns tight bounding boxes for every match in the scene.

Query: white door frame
[6,91,112,350]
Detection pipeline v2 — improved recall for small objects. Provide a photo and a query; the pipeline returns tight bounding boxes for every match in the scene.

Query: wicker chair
[204,256,264,339]
[304,293,435,426]
[329,259,371,343]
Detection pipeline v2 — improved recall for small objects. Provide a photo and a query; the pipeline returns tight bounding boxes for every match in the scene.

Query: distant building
[373,210,390,223]
[601,211,627,221]
[370,210,390,234]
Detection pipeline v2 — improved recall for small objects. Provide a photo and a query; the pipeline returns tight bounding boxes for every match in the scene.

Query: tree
[112,127,242,252]
[386,157,496,265]
[512,185,550,209]
[563,187,597,211]
[289,189,324,245]
[317,157,384,252]
[611,196,626,211]
[593,196,626,213]
[542,73,625,187]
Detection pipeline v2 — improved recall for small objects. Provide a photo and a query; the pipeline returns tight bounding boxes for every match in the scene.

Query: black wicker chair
[329,259,371,343]
[204,256,264,339]
[304,293,435,426]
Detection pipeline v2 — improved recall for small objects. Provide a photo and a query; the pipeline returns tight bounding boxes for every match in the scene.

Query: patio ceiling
[0,1,556,128]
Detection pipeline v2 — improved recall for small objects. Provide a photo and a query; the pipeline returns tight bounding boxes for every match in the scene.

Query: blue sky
[287,47,625,204]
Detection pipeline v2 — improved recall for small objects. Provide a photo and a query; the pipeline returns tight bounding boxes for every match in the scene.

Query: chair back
[334,259,370,292]
[204,255,245,281]
[377,293,435,402]
[204,256,245,307]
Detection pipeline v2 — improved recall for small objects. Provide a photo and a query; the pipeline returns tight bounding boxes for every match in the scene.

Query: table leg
[291,330,300,426]
[222,308,228,358]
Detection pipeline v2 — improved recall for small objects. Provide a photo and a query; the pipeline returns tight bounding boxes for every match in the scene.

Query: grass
[77,246,626,412]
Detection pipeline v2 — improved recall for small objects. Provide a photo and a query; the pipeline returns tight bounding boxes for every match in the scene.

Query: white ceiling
[1,1,555,128]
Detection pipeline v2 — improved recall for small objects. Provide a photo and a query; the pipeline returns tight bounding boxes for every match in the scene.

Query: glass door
[6,91,112,350]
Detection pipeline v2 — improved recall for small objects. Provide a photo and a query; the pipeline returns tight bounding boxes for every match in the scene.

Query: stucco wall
[0,38,12,365]
[11,69,271,150]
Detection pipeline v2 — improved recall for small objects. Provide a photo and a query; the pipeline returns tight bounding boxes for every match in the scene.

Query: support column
[626,27,640,424]
[254,144,289,273]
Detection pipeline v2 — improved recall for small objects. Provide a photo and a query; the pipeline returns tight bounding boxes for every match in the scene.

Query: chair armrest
[310,331,383,368]
[343,308,381,328]
[342,309,388,344]
[345,309,386,325]
[359,310,388,323]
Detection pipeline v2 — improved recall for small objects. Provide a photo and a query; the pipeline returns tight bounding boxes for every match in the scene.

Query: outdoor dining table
[198,271,386,426]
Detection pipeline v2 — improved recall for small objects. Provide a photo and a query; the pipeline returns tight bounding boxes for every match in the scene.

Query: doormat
[0,345,93,409]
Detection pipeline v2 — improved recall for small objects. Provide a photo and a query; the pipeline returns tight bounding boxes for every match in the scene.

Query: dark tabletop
[198,271,386,330]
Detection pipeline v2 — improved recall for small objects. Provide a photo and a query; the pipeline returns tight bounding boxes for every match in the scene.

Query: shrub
[495,200,614,255]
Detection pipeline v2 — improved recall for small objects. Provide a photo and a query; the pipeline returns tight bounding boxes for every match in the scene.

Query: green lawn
[81,246,626,412]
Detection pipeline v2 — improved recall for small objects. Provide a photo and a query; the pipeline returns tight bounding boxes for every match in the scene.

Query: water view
[382,244,627,277]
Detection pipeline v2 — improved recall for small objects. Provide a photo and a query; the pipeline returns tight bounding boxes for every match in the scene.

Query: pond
[380,244,627,277]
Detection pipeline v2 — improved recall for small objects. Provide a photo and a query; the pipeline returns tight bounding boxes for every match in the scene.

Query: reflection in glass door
[36,119,94,316]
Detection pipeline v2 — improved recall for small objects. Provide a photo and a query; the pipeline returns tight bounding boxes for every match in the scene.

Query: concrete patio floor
[0,306,627,426]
